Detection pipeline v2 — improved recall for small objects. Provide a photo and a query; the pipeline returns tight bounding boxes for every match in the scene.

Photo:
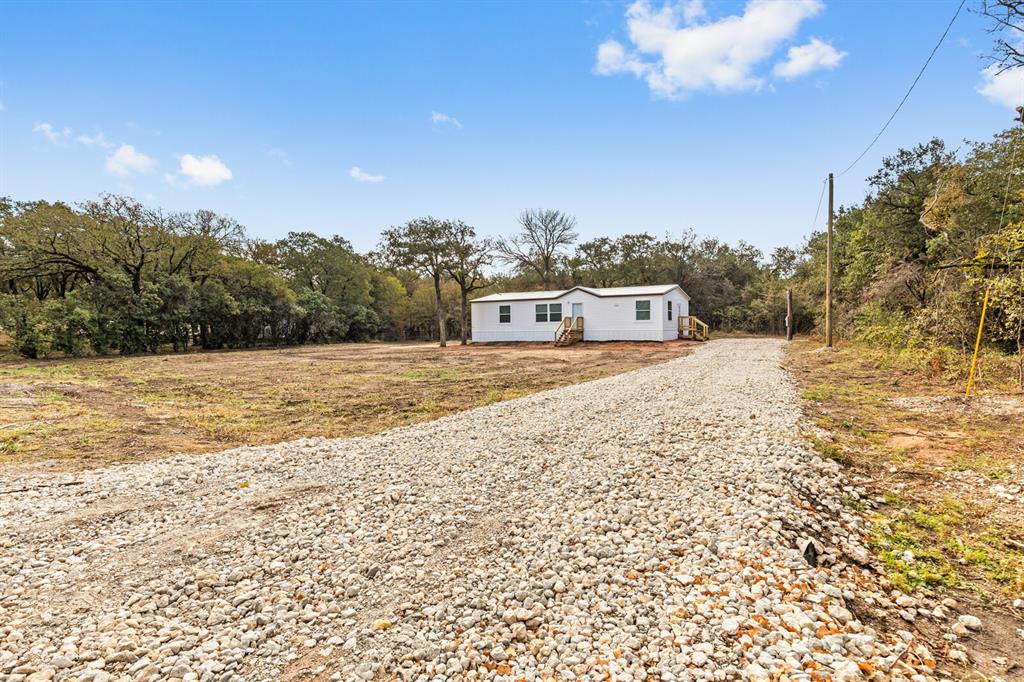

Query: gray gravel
[1,339,941,681]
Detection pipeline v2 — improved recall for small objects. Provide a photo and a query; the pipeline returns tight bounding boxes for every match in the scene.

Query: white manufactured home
[471,284,706,344]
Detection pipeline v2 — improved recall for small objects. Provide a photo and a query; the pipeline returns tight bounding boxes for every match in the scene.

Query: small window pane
[549,303,562,321]
[668,301,673,321]
[535,304,547,323]
[499,305,511,323]
[636,300,651,321]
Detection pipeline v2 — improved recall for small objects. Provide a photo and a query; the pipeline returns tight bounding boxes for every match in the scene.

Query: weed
[481,387,504,405]
[807,435,852,465]
[841,496,865,511]
[801,384,834,401]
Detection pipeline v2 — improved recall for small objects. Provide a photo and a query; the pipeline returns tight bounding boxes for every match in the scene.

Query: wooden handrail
[554,316,571,342]
[554,316,584,344]
[678,315,709,340]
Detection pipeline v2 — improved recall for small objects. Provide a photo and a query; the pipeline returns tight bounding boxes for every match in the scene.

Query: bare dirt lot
[0,341,697,471]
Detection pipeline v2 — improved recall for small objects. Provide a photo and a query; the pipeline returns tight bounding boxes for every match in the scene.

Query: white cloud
[431,111,463,128]
[595,40,649,78]
[773,37,846,79]
[595,0,826,98]
[177,154,233,186]
[105,144,155,176]
[349,166,385,183]
[33,122,70,143]
[265,145,292,166]
[680,0,706,24]
[978,64,1024,110]
[76,131,113,148]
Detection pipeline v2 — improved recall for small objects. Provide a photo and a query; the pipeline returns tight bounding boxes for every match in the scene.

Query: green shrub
[852,302,926,350]
[13,311,49,359]
[45,299,95,357]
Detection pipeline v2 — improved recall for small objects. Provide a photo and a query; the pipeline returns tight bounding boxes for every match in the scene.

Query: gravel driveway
[1,339,937,682]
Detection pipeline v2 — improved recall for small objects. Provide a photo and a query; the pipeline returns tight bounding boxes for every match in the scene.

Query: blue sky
[1,0,1022,256]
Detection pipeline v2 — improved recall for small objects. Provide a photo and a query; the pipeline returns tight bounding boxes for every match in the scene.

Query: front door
[571,303,583,320]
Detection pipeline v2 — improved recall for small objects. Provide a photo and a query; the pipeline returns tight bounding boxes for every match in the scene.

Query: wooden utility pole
[825,172,834,348]
[786,289,794,341]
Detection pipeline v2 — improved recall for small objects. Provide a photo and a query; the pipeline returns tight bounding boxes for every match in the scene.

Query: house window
[635,300,651,321]
[667,301,673,321]
[534,303,564,322]
[499,305,511,324]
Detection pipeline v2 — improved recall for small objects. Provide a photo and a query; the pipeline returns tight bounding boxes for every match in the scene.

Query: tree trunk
[433,273,447,348]
[460,289,469,345]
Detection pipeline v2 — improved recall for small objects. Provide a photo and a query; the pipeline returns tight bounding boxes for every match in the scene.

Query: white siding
[661,290,690,341]
[472,289,684,342]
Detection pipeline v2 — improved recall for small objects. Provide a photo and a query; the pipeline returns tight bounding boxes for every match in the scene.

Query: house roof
[472,284,686,303]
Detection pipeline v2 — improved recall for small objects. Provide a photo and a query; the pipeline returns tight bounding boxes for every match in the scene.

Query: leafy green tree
[570,237,622,287]
[379,218,453,347]
[444,221,490,345]
[369,271,409,340]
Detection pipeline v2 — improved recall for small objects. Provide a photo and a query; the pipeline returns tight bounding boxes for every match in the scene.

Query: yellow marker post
[965,285,992,398]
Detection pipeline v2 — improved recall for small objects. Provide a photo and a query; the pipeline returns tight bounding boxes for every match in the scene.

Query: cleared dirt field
[0,340,697,471]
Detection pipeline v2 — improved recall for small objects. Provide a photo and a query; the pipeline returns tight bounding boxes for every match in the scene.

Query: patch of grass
[417,398,441,414]
[950,453,1012,480]
[868,498,1024,595]
[869,507,963,592]
[801,383,835,401]
[36,390,67,404]
[0,434,21,459]
[480,387,504,406]
[0,364,81,380]
[396,368,465,381]
[186,409,270,441]
[139,390,184,405]
[807,434,852,465]
[841,496,865,511]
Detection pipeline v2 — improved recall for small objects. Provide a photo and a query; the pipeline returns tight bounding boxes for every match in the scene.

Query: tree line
[2,123,1022,385]
[791,127,1024,384]
[0,196,799,357]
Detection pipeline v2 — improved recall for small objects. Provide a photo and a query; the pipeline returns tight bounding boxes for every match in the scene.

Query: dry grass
[785,338,1024,680]
[0,340,697,472]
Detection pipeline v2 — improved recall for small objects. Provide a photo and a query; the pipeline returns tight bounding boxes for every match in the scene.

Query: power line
[810,176,827,232]
[836,0,966,178]
[997,103,1024,232]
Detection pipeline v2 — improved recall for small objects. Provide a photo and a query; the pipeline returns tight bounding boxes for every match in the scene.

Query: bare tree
[444,221,491,345]
[495,209,578,289]
[379,217,452,346]
[981,0,1024,73]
